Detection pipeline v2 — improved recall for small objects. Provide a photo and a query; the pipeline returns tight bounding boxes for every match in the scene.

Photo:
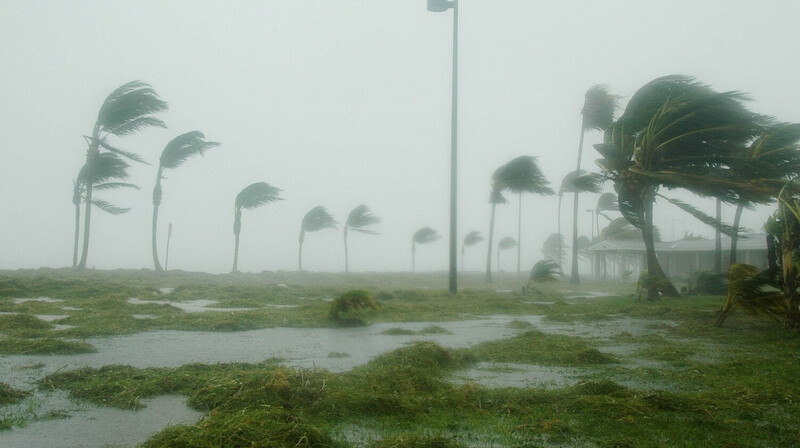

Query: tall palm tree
[461,231,484,272]
[76,81,168,269]
[232,182,282,273]
[343,205,380,273]
[299,206,337,272]
[594,75,770,298]
[485,156,554,282]
[412,227,441,272]
[571,85,620,284]
[72,152,139,267]
[541,233,567,265]
[151,131,220,272]
[497,236,517,272]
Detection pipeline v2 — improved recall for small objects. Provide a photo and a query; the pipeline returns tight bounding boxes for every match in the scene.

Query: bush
[328,290,379,326]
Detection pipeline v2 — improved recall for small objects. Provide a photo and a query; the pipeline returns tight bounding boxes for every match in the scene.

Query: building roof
[588,234,767,253]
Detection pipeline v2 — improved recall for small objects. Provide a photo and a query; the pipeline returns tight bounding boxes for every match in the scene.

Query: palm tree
[497,237,517,272]
[571,85,620,284]
[461,231,484,272]
[558,170,603,273]
[594,75,770,298]
[541,233,567,265]
[343,205,380,273]
[299,206,337,272]
[76,81,168,269]
[72,152,139,267]
[232,182,282,273]
[727,123,800,265]
[412,227,441,272]
[485,156,554,282]
[151,131,220,272]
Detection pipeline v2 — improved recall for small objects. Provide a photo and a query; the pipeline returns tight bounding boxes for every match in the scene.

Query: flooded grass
[0,337,96,355]
[1,270,799,446]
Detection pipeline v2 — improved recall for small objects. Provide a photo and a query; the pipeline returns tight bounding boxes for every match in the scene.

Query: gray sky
[2,0,799,274]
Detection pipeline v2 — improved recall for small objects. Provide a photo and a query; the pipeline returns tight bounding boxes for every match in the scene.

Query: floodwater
[0,312,673,448]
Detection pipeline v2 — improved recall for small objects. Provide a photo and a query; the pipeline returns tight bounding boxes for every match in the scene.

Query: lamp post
[427,0,459,294]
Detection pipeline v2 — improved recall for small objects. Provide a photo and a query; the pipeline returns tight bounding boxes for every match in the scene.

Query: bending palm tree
[152,131,220,272]
[343,205,380,273]
[558,170,603,273]
[497,236,517,272]
[594,75,770,298]
[541,233,567,265]
[571,85,619,284]
[72,152,139,267]
[232,182,282,273]
[412,227,441,272]
[485,167,507,283]
[461,231,484,272]
[77,81,168,269]
[299,206,337,272]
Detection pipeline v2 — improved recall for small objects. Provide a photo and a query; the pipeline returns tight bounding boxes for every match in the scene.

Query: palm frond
[599,217,662,241]
[98,139,149,164]
[582,84,620,132]
[301,206,338,233]
[91,199,130,215]
[658,194,737,237]
[541,233,567,259]
[346,204,381,230]
[559,170,604,194]
[498,236,517,251]
[596,192,619,212]
[350,228,380,235]
[93,182,140,191]
[463,231,484,246]
[529,259,560,283]
[160,131,221,170]
[721,263,785,324]
[235,182,283,211]
[492,156,554,195]
[96,81,168,137]
[413,227,441,245]
[80,152,132,185]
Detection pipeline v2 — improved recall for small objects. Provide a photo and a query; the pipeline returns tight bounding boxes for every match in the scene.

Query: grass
[0,337,96,355]
[0,383,29,406]
[2,269,800,446]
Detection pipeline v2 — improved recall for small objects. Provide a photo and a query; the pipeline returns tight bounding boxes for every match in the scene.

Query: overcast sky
[2,0,799,274]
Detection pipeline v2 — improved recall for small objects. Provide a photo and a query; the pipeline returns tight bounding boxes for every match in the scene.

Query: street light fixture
[427,0,459,294]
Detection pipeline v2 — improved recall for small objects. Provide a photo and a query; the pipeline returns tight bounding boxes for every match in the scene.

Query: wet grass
[3,270,800,445]
[0,383,29,406]
[0,337,96,355]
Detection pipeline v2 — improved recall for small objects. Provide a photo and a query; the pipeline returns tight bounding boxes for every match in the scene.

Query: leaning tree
[231,182,282,273]
[412,227,441,272]
[299,206,337,272]
[343,205,380,273]
[571,85,620,283]
[76,81,168,269]
[594,75,772,299]
[497,236,517,272]
[461,231,484,272]
[151,131,220,272]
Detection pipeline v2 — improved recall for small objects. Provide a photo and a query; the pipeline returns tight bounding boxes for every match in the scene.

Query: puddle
[33,315,69,322]
[51,325,77,331]
[60,307,82,311]
[0,391,201,448]
[127,297,255,313]
[157,288,174,295]
[450,362,586,389]
[13,298,63,305]
[562,291,619,299]
[132,314,160,320]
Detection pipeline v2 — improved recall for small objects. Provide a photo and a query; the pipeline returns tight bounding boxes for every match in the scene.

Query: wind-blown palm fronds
[461,231,484,271]
[717,263,784,326]
[529,259,560,283]
[411,227,441,272]
[232,182,282,273]
[542,233,567,264]
[299,206,338,271]
[594,75,769,299]
[558,170,603,277]
[72,152,139,267]
[343,205,380,273]
[76,81,167,269]
[497,236,517,272]
[152,131,220,272]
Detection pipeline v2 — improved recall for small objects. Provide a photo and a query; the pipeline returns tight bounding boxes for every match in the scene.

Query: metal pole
[448,0,459,294]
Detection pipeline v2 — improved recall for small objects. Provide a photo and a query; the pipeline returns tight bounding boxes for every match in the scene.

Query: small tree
[412,227,441,272]
[232,182,282,273]
[328,290,380,326]
[343,205,380,273]
[497,237,517,272]
[299,206,337,272]
[461,231,484,272]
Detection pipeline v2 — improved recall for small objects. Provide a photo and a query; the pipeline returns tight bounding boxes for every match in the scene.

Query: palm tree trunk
[642,198,679,298]
[714,198,722,274]
[232,212,242,273]
[77,180,93,269]
[151,167,164,272]
[461,245,464,273]
[517,192,522,274]
[497,247,500,272]
[298,232,304,272]
[485,202,497,283]
[557,194,563,273]
[729,202,744,266]
[72,199,81,268]
[570,189,581,284]
[343,229,349,273]
[412,243,416,273]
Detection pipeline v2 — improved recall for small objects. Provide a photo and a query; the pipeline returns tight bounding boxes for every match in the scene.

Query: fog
[2,1,799,274]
